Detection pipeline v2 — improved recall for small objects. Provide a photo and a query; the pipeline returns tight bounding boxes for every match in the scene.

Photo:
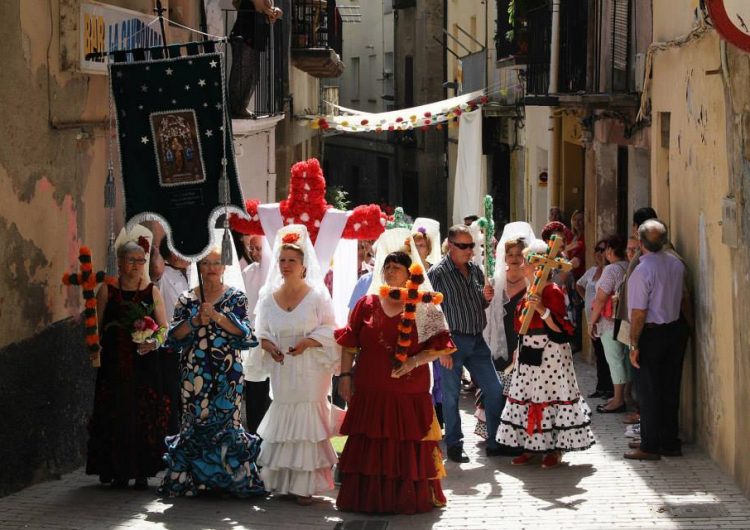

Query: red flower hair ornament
[282,232,301,245]
[136,236,150,254]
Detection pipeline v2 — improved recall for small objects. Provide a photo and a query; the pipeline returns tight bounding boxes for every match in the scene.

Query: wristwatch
[629,344,638,352]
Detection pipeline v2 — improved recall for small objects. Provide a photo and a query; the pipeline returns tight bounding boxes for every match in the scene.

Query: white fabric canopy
[318,90,486,132]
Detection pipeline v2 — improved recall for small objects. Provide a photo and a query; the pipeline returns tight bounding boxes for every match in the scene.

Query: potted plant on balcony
[506,0,547,56]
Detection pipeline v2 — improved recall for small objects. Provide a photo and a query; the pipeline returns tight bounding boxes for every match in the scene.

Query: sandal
[511,453,536,466]
[541,452,561,468]
[295,495,313,506]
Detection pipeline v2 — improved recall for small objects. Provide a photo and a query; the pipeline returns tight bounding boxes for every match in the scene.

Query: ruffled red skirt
[336,389,446,514]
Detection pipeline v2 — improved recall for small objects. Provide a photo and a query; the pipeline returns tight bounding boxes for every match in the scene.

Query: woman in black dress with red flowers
[86,236,171,488]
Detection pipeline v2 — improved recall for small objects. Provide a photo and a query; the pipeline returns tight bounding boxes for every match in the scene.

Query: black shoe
[485,444,523,457]
[660,448,683,457]
[446,445,470,463]
[133,477,148,490]
[587,390,606,398]
[111,478,129,488]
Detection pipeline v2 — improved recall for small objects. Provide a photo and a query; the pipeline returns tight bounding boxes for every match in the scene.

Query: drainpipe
[547,0,562,218]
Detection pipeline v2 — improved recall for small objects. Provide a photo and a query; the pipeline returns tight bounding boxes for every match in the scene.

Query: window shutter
[612,0,629,72]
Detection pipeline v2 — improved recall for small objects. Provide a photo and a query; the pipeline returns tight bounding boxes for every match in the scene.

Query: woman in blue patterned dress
[158,247,265,497]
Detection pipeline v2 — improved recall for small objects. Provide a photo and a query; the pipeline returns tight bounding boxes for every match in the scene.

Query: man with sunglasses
[428,225,505,463]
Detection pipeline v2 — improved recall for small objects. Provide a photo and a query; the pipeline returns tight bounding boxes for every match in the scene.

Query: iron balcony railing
[223,8,286,117]
[291,0,343,56]
[523,0,634,98]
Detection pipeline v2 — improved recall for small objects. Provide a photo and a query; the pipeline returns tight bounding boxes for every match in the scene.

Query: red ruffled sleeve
[422,330,456,355]
[515,283,574,336]
[334,294,371,349]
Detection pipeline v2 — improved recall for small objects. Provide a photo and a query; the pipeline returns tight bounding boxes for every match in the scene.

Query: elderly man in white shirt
[238,233,273,434]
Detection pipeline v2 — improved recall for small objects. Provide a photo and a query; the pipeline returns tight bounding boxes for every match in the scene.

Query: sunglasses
[450,240,475,250]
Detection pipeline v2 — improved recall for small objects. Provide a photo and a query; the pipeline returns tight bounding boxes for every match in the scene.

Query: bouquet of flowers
[106,300,166,348]
[132,315,159,344]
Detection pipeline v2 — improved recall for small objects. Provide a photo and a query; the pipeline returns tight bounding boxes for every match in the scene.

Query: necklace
[507,276,524,285]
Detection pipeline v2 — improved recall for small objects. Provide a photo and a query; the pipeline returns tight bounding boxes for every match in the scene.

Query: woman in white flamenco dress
[253,224,341,505]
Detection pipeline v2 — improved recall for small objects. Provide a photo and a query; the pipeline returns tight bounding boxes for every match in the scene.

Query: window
[368,54,377,103]
[404,55,414,107]
[351,56,360,100]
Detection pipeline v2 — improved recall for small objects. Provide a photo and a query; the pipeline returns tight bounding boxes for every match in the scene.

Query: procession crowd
[84,202,691,515]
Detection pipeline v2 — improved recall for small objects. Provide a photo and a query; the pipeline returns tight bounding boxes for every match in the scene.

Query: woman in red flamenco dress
[334,250,456,514]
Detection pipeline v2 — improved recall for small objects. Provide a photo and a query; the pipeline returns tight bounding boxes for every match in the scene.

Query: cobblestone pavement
[2,359,750,530]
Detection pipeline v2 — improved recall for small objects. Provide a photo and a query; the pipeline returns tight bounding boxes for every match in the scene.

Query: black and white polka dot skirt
[497,334,595,453]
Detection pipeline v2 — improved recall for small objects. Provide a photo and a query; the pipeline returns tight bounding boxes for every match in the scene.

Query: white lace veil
[367,227,448,344]
[485,222,537,361]
[188,228,245,294]
[411,217,442,267]
[259,224,328,302]
[493,222,538,301]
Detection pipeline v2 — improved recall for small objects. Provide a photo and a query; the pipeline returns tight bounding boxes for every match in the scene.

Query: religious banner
[110,49,247,258]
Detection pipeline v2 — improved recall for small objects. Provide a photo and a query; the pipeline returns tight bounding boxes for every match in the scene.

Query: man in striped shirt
[428,225,505,462]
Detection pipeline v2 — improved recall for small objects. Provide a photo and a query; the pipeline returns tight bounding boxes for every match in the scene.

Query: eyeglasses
[199,260,224,267]
[124,258,147,265]
[449,240,475,250]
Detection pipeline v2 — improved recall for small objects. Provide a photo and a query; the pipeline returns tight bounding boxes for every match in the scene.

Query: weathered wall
[723,42,750,497]
[650,28,737,475]
[522,105,550,234]
[0,0,200,496]
[0,0,107,495]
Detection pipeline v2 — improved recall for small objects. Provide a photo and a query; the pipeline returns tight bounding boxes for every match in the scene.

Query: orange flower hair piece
[282,232,301,244]
[62,246,109,367]
[380,262,444,368]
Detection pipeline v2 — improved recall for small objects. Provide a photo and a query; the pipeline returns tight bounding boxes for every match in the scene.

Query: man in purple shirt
[624,219,689,461]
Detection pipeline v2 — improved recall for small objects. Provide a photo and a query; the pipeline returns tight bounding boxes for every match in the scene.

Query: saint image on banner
[150,110,206,187]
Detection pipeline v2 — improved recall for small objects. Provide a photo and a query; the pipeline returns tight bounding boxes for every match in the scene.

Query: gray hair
[638,219,668,253]
[117,240,145,258]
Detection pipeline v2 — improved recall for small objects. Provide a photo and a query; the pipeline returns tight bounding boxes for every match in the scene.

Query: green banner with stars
[110,50,246,259]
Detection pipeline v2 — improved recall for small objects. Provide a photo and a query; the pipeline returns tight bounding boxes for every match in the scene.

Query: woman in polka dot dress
[497,254,594,468]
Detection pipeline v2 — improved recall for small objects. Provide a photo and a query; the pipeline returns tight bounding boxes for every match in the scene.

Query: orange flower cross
[62,246,110,367]
[379,263,443,368]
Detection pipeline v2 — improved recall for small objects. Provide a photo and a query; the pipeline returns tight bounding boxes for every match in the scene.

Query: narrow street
[2,360,749,530]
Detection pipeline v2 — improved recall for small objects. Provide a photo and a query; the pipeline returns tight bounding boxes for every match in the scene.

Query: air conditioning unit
[634,52,646,93]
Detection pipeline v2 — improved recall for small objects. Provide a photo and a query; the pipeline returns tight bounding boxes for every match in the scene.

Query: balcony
[223,7,286,118]
[521,0,640,108]
[290,0,345,78]
[496,0,542,64]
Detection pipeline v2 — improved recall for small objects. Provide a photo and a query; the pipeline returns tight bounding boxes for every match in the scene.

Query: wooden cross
[518,234,572,335]
[62,246,109,367]
[379,263,443,368]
